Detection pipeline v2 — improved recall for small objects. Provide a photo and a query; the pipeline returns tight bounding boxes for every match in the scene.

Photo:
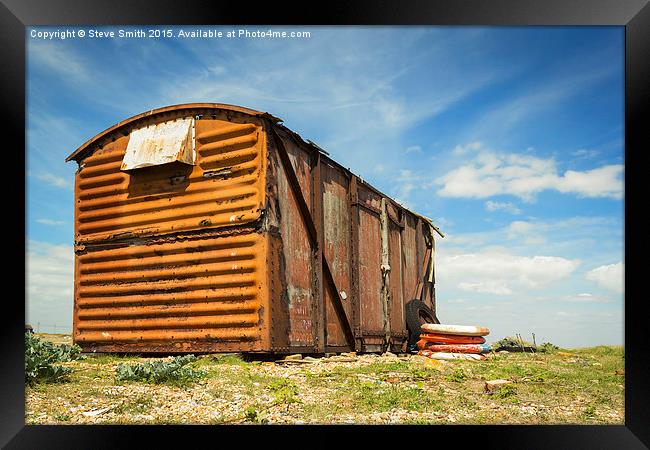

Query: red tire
[418,343,491,354]
[419,333,486,344]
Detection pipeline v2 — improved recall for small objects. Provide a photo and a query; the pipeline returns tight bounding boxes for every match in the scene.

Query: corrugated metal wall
[75,117,266,243]
[74,232,268,352]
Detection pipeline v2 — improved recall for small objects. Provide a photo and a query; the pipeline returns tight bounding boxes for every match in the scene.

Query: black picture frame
[3,0,647,448]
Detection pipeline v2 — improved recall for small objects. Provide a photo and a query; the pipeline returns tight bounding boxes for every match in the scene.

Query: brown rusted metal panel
[68,104,438,354]
[322,162,351,347]
[389,217,406,351]
[312,151,325,352]
[356,185,384,344]
[348,175,361,351]
[273,131,316,349]
[401,214,419,304]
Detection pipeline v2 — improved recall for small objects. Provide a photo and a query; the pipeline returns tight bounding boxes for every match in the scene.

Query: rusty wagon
[66,103,443,354]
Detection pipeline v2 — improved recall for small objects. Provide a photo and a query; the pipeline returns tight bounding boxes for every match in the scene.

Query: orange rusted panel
[74,114,266,244]
[73,230,269,351]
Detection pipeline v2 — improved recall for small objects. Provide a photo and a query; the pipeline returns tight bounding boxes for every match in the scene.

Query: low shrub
[268,378,300,405]
[494,336,537,352]
[25,333,83,385]
[538,342,560,353]
[115,355,206,385]
[447,367,467,383]
[494,384,517,399]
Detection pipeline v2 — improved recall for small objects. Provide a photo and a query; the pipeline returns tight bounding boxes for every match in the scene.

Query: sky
[25,26,624,347]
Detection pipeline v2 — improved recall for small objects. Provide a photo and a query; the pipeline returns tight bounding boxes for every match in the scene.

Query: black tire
[405,299,439,348]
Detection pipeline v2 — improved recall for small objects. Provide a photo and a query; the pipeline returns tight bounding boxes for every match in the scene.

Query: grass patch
[268,378,300,406]
[447,367,467,383]
[200,353,248,366]
[26,343,625,425]
[83,354,141,365]
[113,393,155,415]
[493,384,517,399]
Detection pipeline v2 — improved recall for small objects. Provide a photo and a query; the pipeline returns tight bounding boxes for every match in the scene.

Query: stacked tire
[416,324,491,361]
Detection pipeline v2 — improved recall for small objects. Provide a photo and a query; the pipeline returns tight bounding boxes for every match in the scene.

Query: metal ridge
[65,103,282,162]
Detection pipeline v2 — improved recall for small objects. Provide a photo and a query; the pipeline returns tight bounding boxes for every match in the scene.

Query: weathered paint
[322,163,351,347]
[358,205,384,344]
[67,104,438,354]
[273,135,315,348]
[401,215,419,302]
[121,117,195,170]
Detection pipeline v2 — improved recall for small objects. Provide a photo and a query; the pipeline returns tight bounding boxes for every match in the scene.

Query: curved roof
[65,103,282,162]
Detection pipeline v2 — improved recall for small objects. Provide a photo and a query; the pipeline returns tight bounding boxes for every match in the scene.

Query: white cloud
[436,146,623,201]
[31,171,72,190]
[572,149,599,159]
[586,262,624,293]
[26,241,74,331]
[436,249,581,296]
[442,216,620,255]
[452,142,482,156]
[557,165,623,199]
[160,28,505,179]
[485,201,522,215]
[28,40,90,83]
[36,219,66,226]
[506,221,546,245]
[564,293,609,303]
[389,169,429,209]
[373,164,386,174]
[395,170,417,202]
[404,145,423,154]
[461,63,619,142]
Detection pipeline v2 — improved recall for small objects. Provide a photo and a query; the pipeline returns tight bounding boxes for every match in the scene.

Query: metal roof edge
[65,103,282,162]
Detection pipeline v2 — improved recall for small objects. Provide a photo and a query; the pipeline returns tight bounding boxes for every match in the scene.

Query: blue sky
[26,26,624,347]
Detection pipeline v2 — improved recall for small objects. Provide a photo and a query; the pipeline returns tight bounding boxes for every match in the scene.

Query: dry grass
[26,335,624,425]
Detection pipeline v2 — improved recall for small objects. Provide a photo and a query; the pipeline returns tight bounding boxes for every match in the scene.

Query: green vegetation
[25,338,625,425]
[25,332,83,385]
[115,355,206,386]
[268,378,300,406]
[493,336,561,354]
[494,384,517,399]
[447,367,467,382]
